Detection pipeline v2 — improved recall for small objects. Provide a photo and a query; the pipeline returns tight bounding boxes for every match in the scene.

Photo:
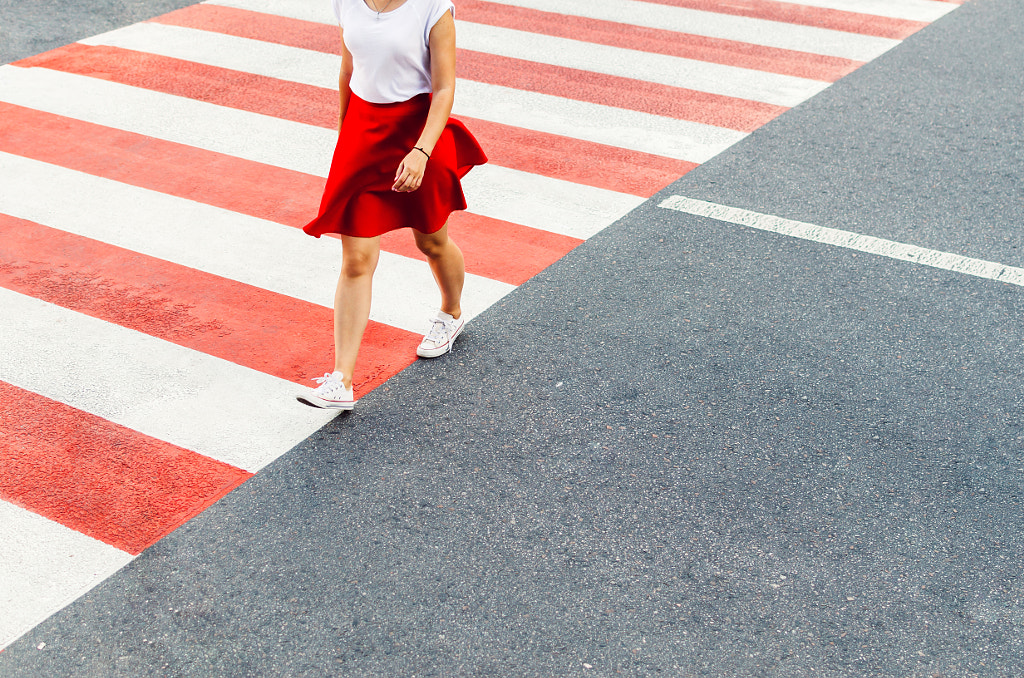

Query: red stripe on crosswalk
[0,102,590,283]
[153,2,861,83]
[154,3,339,53]
[0,214,417,395]
[641,0,928,40]
[14,46,682,197]
[0,379,252,554]
[456,0,862,82]
[16,43,337,128]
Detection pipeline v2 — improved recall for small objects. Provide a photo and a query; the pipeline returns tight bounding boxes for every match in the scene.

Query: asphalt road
[0,0,198,65]
[2,0,1023,676]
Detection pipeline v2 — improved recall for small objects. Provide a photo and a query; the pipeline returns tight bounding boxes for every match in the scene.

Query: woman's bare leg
[413,222,464,319]
[334,235,381,388]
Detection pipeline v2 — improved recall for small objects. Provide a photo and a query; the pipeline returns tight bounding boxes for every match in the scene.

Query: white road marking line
[207,0,900,61]
[0,66,646,229]
[0,152,515,335]
[660,196,1024,287]
[0,289,340,472]
[455,21,829,106]
[0,501,134,651]
[73,26,745,163]
[765,0,957,23]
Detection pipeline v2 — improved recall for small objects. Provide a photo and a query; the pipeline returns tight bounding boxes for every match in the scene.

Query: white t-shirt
[332,0,455,104]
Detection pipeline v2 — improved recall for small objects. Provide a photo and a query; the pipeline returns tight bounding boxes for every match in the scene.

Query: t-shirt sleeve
[424,0,455,42]
[332,0,344,25]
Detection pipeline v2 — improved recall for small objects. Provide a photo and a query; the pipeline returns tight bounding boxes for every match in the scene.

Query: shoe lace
[424,317,450,345]
[312,372,336,386]
[312,372,349,396]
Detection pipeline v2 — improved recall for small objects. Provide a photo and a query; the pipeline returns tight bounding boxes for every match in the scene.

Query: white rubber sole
[416,319,465,358]
[295,393,355,410]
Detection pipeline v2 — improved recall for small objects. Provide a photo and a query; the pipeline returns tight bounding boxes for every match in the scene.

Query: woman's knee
[342,253,376,278]
[341,242,379,278]
[414,231,448,259]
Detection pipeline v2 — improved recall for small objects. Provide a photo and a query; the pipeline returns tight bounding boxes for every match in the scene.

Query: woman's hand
[393,150,428,192]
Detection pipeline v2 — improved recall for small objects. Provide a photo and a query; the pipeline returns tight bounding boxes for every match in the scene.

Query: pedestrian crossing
[0,0,962,650]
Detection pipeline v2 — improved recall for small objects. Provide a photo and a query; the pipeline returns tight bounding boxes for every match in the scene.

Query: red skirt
[303,93,487,239]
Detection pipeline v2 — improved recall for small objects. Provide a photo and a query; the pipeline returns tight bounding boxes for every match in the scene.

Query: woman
[297,0,486,410]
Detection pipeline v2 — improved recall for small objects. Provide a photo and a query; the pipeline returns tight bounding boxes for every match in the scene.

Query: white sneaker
[296,371,356,409]
[416,311,465,358]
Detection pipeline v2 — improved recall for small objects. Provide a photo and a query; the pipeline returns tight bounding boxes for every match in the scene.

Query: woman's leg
[413,222,464,319]
[334,234,381,388]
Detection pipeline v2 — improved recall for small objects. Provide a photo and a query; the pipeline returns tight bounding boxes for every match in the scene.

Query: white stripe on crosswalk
[455,80,745,163]
[768,0,957,23]
[0,501,134,650]
[456,21,830,106]
[463,165,643,240]
[0,288,338,472]
[80,21,339,90]
[72,26,745,163]
[0,152,515,334]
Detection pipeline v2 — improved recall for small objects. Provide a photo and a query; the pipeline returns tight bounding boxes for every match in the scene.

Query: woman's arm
[338,26,354,131]
[392,10,456,192]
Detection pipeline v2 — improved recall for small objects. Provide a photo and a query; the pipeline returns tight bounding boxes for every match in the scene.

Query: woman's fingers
[393,152,427,192]
[392,170,418,192]
[395,166,422,191]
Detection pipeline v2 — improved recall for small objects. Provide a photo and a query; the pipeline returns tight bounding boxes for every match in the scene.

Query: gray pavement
[2,0,1023,675]
[0,0,197,65]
